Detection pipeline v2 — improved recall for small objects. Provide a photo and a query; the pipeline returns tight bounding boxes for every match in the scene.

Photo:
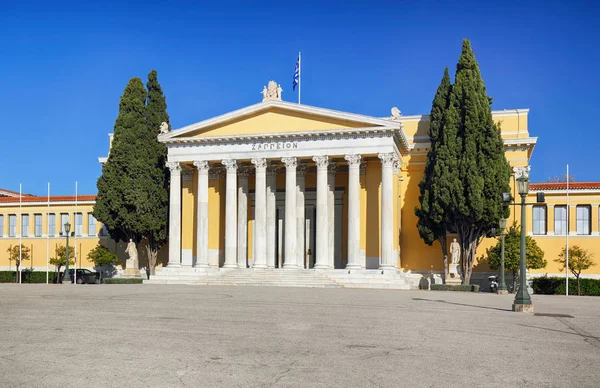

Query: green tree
[94,77,148,246]
[141,70,170,275]
[485,223,546,290]
[87,245,119,283]
[7,244,30,282]
[49,244,74,283]
[415,67,453,277]
[445,39,512,284]
[555,245,595,296]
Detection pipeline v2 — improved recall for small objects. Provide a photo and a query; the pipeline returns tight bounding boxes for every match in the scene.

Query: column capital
[378,153,395,168]
[313,155,329,170]
[238,166,251,178]
[360,161,367,176]
[297,162,307,176]
[166,162,182,174]
[209,167,224,180]
[182,168,194,181]
[327,163,337,175]
[251,157,267,171]
[282,156,298,169]
[193,160,210,173]
[344,154,362,168]
[222,159,238,173]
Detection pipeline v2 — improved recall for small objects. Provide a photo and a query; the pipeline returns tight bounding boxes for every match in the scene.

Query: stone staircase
[145,268,341,288]
[145,267,413,290]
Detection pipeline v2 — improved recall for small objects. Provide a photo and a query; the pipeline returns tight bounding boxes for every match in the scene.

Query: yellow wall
[190,108,368,137]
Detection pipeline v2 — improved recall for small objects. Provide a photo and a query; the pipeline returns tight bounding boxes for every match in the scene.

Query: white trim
[160,99,402,140]
[530,189,600,195]
[98,157,107,164]
[396,108,530,123]
[0,200,95,207]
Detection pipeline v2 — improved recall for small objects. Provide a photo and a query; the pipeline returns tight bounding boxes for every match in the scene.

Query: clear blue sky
[1,1,598,195]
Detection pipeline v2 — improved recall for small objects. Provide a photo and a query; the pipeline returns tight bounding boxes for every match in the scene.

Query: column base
[314,264,329,270]
[222,263,238,269]
[283,264,299,270]
[167,263,182,268]
[193,263,210,269]
[512,303,534,313]
[253,264,268,269]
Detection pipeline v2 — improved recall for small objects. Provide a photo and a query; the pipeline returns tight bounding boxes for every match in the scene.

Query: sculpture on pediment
[390,107,402,121]
[262,80,282,101]
[159,122,169,134]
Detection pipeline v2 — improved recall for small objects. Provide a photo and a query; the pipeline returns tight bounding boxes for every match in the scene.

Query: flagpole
[47,183,50,284]
[19,184,22,284]
[566,164,569,296]
[298,51,301,105]
[74,181,78,283]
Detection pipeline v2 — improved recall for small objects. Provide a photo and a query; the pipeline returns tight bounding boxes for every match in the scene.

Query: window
[9,215,16,237]
[60,213,69,235]
[532,206,546,235]
[576,206,591,235]
[88,213,97,236]
[0,215,3,237]
[21,214,29,237]
[100,224,108,237]
[35,214,42,237]
[554,206,568,235]
[75,213,83,236]
[48,214,56,237]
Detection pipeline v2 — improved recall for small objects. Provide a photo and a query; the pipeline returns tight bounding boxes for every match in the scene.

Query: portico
[158,84,407,273]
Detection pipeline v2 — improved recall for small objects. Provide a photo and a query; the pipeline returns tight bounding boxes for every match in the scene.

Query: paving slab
[0,284,599,388]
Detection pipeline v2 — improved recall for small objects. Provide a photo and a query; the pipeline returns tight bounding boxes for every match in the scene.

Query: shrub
[103,278,143,284]
[0,270,59,283]
[430,284,480,292]
[532,276,600,296]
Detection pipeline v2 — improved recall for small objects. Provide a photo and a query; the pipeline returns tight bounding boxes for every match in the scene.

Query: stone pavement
[0,285,599,388]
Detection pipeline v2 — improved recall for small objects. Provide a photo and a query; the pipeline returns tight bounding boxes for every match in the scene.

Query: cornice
[395,108,530,123]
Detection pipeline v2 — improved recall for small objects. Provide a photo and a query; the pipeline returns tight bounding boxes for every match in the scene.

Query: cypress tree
[414,67,453,276]
[446,39,511,284]
[141,70,170,275]
[94,78,148,244]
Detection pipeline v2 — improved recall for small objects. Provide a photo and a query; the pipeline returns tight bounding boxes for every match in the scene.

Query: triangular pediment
[160,100,398,140]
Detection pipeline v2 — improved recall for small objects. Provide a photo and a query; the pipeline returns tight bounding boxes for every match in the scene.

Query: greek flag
[292,56,300,91]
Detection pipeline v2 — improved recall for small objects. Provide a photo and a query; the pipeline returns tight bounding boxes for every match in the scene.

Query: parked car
[63,269,101,284]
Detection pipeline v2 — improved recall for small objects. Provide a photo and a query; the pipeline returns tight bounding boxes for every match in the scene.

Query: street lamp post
[512,167,533,312]
[62,222,72,284]
[498,218,508,294]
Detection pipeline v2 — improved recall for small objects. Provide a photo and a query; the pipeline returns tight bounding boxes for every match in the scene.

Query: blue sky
[1,1,598,195]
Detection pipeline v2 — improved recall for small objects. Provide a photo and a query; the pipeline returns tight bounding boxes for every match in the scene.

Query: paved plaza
[0,285,599,388]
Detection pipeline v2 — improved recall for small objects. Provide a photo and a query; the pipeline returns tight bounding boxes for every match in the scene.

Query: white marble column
[313,156,329,269]
[345,154,361,269]
[166,162,182,267]
[327,163,337,268]
[378,153,396,270]
[296,162,306,268]
[282,157,298,269]
[222,159,238,268]
[252,158,268,268]
[237,166,249,268]
[266,165,278,268]
[193,161,210,268]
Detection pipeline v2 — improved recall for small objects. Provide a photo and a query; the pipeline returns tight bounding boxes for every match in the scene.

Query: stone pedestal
[513,303,534,313]
[123,259,141,278]
[445,263,462,285]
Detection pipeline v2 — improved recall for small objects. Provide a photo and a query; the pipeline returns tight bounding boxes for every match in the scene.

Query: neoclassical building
[151,81,542,285]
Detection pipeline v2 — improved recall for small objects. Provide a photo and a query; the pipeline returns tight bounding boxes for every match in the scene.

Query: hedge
[430,284,480,293]
[103,278,143,284]
[531,276,600,296]
[0,270,59,283]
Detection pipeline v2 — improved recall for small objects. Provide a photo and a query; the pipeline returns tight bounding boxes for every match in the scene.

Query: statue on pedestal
[446,238,462,285]
[124,239,141,278]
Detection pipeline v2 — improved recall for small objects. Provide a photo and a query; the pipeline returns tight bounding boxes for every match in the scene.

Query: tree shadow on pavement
[412,297,512,312]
